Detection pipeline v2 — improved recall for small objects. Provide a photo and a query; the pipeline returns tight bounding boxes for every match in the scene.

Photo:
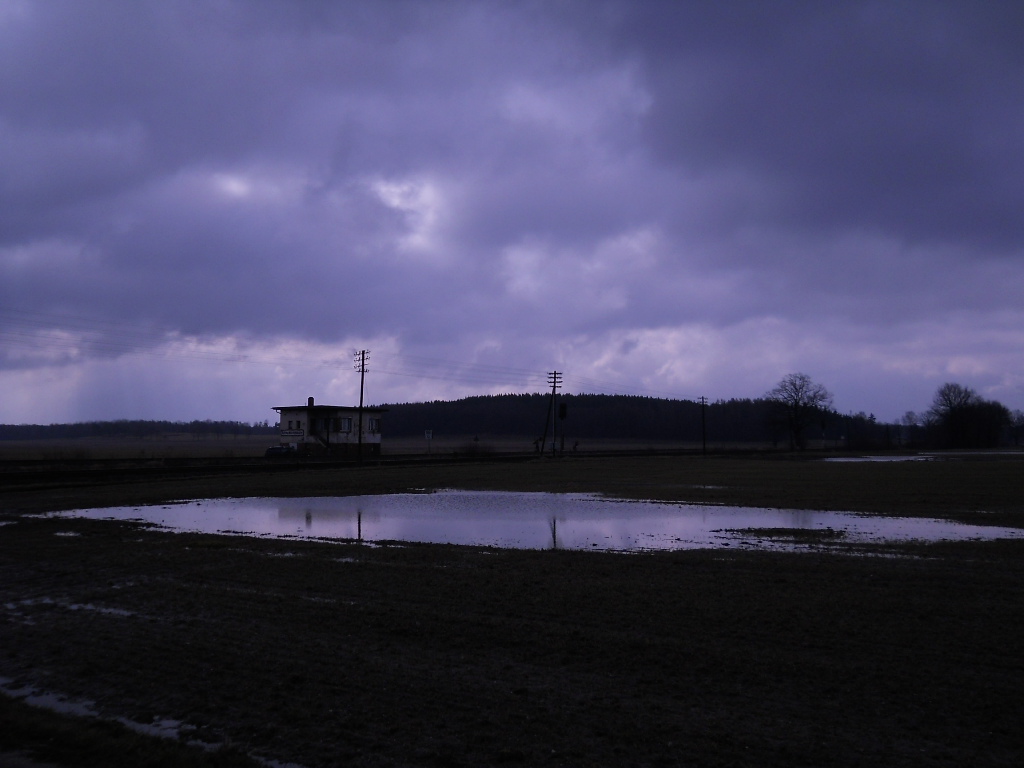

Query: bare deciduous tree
[927,382,1009,448]
[766,373,834,450]
[929,382,978,416]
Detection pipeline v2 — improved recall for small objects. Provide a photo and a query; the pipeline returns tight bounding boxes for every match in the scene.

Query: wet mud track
[2,510,1023,767]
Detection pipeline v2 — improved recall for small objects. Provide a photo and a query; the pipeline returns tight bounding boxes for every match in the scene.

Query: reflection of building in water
[272,396,386,456]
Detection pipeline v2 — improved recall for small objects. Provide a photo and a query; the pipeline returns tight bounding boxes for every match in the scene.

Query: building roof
[272,404,386,413]
[273,396,386,414]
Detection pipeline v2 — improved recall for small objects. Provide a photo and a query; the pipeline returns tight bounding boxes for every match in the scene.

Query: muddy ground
[1,454,1023,767]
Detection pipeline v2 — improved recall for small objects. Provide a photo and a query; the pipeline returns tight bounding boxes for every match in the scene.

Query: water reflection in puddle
[56,490,1023,552]
[822,455,935,462]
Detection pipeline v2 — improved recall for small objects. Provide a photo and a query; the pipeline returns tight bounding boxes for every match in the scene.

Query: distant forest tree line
[381,378,1023,450]
[379,386,1022,450]
[1,381,1020,450]
[903,382,1023,450]
[0,419,277,441]
[380,393,898,450]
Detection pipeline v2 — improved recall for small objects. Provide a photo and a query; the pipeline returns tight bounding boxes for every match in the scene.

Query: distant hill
[379,393,813,445]
[0,394,896,449]
[0,419,276,441]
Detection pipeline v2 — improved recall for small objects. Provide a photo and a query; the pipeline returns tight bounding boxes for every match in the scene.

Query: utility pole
[353,349,369,462]
[699,396,707,455]
[559,400,567,453]
[547,370,562,456]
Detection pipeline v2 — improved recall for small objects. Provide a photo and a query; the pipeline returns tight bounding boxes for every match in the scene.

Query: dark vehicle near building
[264,445,296,457]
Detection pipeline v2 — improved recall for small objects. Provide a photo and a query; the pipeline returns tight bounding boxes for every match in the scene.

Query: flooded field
[54,490,1024,551]
[5,455,1024,767]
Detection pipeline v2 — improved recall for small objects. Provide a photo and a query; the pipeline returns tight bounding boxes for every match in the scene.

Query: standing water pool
[51,490,1024,552]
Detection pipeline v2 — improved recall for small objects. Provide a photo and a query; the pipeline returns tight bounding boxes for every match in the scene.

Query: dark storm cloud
[3,0,647,334]
[618,1,1024,249]
[2,0,1023,422]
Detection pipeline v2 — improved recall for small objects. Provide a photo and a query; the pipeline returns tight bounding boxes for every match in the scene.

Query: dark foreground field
[2,454,1023,767]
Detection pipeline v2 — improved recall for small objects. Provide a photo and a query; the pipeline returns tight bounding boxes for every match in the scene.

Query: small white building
[272,397,385,456]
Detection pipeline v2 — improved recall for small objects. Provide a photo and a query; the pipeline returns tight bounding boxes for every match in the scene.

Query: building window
[368,417,381,433]
[340,417,353,432]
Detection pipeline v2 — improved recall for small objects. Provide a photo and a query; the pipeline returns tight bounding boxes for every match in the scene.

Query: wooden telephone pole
[540,370,562,456]
[353,349,369,462]
[700,395,707,455]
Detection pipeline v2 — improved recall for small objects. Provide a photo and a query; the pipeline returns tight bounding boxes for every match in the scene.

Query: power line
[374,351,541,380]
[566,373,695,401]
[0,308,546,388]
[0,308,703,402]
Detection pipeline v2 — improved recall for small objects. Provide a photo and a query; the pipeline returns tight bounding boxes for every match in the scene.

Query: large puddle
[54,491,1024,552]
[822,455,935,462]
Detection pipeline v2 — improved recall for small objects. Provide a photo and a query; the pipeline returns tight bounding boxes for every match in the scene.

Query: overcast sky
[3,0,1023,426]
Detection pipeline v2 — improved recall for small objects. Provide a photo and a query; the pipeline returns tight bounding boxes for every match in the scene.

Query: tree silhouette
[927,382,1009,448]
[766,373,834,450]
